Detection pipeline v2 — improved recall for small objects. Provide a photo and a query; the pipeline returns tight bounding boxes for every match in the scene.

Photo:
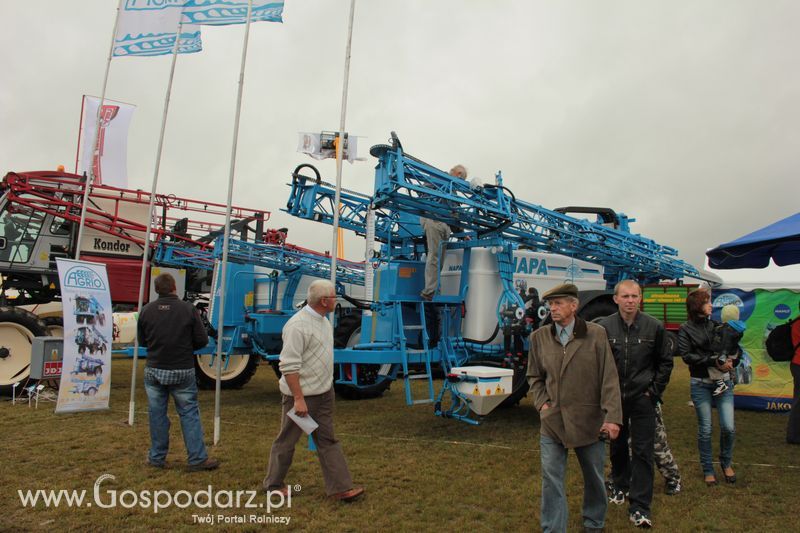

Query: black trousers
[611,394,656,514]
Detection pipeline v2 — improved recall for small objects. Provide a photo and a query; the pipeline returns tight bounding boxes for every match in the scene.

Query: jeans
[690,378,735,476]
[611,394,655,514]
[540,434,607,532]
[144,368,208,466]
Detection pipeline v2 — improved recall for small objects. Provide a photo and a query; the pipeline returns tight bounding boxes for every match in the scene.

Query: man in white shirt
[263,280,364,502]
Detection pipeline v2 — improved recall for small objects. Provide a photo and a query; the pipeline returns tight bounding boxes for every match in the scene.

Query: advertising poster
[711,288,800,411]
[76,95,136,188]
[55,259,113,413]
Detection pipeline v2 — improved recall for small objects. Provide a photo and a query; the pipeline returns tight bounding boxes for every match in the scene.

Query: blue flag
[114,1,203,57]
[114,29,202,57]
[181,0,284,26]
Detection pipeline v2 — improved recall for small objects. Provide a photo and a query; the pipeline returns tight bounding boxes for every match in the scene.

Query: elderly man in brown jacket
[527,283,622,533]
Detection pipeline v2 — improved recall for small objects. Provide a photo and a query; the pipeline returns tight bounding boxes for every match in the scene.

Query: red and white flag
[77,96,136,188]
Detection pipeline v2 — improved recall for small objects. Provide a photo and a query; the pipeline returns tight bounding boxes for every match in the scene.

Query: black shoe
[664,479,681,495]
[188,457,220,472]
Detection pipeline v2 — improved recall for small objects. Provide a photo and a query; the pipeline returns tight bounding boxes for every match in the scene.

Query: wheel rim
[195,354,251,381]
[0,322,35,386]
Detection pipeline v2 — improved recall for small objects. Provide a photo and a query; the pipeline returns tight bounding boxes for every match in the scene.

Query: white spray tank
[439,247,606,344]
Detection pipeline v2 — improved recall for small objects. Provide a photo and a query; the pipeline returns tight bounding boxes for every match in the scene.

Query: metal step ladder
[400,300,435,405]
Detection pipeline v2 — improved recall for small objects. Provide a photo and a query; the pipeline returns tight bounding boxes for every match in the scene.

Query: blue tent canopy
[706,212,800,269]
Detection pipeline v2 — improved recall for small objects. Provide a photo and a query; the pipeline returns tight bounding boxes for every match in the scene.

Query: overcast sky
[2,1,798,285]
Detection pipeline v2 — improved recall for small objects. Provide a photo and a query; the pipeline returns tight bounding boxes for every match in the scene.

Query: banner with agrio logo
[55,259,113,413]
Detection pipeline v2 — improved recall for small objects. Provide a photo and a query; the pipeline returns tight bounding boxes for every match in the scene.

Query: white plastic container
[440,247,606,344]
[449,365,514,415]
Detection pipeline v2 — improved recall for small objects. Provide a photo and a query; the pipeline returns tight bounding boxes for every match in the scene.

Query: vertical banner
[711,288,800,411]
[77,96,136,188]
[55,258,113,413]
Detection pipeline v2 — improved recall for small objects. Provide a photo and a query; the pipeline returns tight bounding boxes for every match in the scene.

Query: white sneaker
[629,510,652,528]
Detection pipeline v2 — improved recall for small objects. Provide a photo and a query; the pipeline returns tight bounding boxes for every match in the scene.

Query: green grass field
[2,359,797,532]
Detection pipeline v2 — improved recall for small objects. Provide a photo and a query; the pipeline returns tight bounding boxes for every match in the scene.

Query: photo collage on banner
[55,258,113,413]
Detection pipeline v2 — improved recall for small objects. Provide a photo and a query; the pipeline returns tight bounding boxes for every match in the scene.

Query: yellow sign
[643,294,685,303]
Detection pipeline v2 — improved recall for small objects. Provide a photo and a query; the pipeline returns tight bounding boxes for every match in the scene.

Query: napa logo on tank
[55,259,113,413]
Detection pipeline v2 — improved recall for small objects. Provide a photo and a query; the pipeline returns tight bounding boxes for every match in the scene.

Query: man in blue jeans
[527,283,622,532]
[138,273,219,471]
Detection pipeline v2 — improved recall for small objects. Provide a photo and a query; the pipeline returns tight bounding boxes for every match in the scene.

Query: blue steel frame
[282,134,705,423]
[125,238,366,374]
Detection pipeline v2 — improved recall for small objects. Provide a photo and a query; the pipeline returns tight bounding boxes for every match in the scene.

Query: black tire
[269,360,282,379]
[333,311,392,400]
[42,316,64,338]
[86,387,97,396]
[194,353,259,390]
[579,298,617,322]
[0,306,48,395]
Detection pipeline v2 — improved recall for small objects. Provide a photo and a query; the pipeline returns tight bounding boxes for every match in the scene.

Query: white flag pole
[329,0,357,289]
[76,0,124,261]
[214,0,254,446]
[128,21,185,427]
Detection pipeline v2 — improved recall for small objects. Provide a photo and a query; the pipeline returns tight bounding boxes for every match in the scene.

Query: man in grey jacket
[528,283,622,533]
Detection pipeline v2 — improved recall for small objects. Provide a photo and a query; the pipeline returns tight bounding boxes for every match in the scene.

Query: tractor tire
[269,360,282,379]
[0,306,48,396]
[579,298,617,323]
[42,316,64,338]
[333,311,392,400]
[194,353,259,390]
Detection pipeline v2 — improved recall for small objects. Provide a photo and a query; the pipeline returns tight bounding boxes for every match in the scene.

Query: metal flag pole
[213,0,254,446]
[76,0,124,261]
[329,0,357,288]
[128,21,185,427]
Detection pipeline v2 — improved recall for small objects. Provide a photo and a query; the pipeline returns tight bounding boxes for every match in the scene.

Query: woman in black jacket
[678,288,738,486]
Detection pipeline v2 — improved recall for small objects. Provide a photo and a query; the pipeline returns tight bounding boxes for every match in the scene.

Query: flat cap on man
[542,282,579,301]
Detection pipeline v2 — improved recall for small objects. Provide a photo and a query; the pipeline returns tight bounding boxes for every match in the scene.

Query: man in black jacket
[598,280,673,529]
[137,273,218,471]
